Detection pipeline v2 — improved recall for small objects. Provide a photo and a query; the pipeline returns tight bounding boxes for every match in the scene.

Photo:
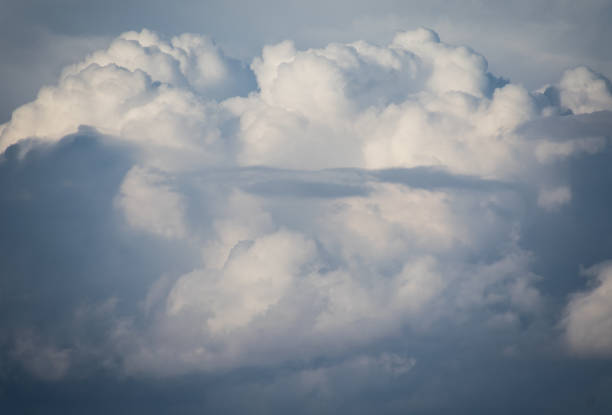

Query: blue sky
[1,1,612,413]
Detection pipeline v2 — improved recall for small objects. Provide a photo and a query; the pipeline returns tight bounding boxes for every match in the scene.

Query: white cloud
[559,66,612,114]
[0,30,242,167]
[226,29,538,176]
[106,179,542,375]
[563,262,612,357]
[0,26,611,380]
[115,166,188,239]
[2,28,610,178]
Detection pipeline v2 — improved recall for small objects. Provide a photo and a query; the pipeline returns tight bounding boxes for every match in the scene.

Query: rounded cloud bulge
[0,29,255,168]
[1,26,612,414]
[3,27,611,175]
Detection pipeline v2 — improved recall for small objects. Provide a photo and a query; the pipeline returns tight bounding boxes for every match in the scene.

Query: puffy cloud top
[1,28,609,177]
[559,66,612,114]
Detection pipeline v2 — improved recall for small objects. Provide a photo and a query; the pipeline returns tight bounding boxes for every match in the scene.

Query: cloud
[2,27,609,177]
[98,173,542,376]
[115,166,189,239]
[563,262,612,357]
[0,30,254,167]
[558,66,612,114]
[63,29,255,100]
[0,28,612,415]
[537,185,572,210]
[224,28,531,175]
[11,331,72,381]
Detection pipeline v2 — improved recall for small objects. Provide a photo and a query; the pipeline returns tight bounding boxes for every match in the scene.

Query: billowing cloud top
[1,27,612,413]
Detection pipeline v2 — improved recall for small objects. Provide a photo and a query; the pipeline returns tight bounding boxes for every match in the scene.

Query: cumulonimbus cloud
[0,27,611,380]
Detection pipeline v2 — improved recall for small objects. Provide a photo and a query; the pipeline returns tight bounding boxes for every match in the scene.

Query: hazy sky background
[1,1,612,414]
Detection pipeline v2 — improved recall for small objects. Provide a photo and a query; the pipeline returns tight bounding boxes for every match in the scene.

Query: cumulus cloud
[563,262,612,357]
[558,66,612,114]
[116,166,189,239]
[225,27,533,175]
[0,30,254,168]
[0,27,611,392]
[98,174,542,376]
[2,27,609,177]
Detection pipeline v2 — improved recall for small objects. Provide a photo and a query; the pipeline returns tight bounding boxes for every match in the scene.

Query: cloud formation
[1,26,612,414]
[563,262,612,357]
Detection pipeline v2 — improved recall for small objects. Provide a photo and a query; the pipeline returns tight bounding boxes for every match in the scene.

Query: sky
[1,1,612,414]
